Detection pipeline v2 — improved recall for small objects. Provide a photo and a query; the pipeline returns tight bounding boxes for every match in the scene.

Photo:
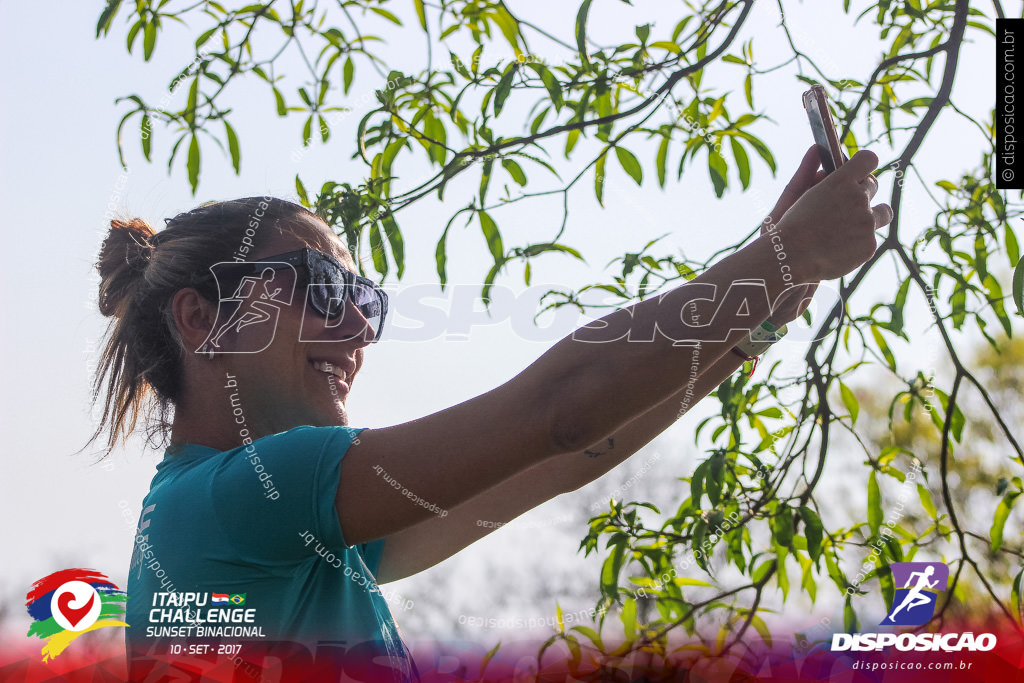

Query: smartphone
[802,85,845,175]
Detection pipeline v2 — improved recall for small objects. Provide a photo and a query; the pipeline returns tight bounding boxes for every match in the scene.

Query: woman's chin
[315,401,347,427]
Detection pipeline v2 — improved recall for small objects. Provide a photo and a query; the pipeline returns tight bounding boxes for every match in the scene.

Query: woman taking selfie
[92,145,890,680]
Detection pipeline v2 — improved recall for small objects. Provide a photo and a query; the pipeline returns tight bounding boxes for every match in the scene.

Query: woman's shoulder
[251,424,367,453]
[164,425,365,458]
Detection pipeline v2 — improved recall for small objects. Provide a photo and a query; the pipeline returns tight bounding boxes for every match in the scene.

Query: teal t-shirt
[126,425,414,681]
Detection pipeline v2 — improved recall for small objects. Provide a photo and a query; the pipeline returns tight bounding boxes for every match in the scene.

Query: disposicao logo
[831,561,996,652]
[883,561,948,626]
[25,569,128,661]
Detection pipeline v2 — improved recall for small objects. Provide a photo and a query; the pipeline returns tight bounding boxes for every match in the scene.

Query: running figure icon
[209,269,283,347]
[886,565,937,622]
[198,263,295,354]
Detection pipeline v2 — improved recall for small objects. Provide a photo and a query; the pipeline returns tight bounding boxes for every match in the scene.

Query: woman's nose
[328,299,375,346]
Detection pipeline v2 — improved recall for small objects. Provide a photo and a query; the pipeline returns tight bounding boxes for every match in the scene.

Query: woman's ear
[171,288,218,355]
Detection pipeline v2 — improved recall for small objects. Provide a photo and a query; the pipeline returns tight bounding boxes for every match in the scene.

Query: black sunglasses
[203,248,388,342]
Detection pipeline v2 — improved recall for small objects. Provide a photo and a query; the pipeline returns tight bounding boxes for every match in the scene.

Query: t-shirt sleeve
[210,425,368,564]
[357,538,386,577]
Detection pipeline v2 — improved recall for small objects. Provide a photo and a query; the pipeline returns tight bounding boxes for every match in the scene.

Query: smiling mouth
[310,360,349,383]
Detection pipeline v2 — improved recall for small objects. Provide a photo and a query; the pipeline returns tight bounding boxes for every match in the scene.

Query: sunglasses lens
[305,251,386,341]
[314,284,384,341]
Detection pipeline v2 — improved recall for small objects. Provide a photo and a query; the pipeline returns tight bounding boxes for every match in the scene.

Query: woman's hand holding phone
[772,148,893,287]
[759,86,894,324]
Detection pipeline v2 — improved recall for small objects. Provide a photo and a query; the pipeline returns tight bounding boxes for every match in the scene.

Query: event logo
[832,560,996,653]
[25,569,128,661]
[198,262,295,354]
[882,561,949,626]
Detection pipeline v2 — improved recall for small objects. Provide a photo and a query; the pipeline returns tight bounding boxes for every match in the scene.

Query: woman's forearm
[544,338,753,494]
[532,233,796,454]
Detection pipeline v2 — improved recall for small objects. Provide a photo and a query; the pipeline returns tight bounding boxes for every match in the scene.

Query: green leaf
[990,491,1020,552]
[844,596,858,632]
[302,115,313,146]
[501,158,527,186]
[480,639,501,678]
[870,325,896,370]
[369,6,402,25]
[195,25,218,50]
[1013,255,1024,317]
[493,64,516,116]
[343,56,354,94]
[186,133,200,195]
[825,549,847,592]
[126,19,143,54]
[1011,568,1023,624]
[800,506,823,564]
[96,0,124,38]
[381,212,405,278]
[615,147,643,185]
[1006,222,1020,268]
[143,20,157,61]
[479,211,504,262]
[776,546,790,599]
[621,597,637,640]
[273,87,287,116]
[295,175,309,205]
[656,137,669,188]
[140,114,152,161]
[435,224,450,287]
[749,613,772,647]
[471,45,483,76]
[690,460,708,508]
[565,129,580,158]
[368,221,388,276]
[479,157,493,204]
[707,452,725,507]
[571,625,604,650]
[650,40,681,54]
[730,138,751,189]
[867,471,882,538]
[600,537,626,599]
[708,150,728,197]
[575,0,594,72]
[224,120,240,173]
[691,519,709,570]
[839,382,859,426]
[594,152,606,207]
[451,51,472,79]
[918,484,937,519]
[530,63,563,111]
[744,134,777,174]
[413,0,427,30]
[772,506,794,549]
[185,77,198,127]
[671,577,713,588]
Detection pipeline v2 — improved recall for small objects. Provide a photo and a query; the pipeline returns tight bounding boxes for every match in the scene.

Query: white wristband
[735,320,787,359]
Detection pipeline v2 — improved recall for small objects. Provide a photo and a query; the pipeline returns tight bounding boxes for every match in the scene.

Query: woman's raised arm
[337,149,892,547]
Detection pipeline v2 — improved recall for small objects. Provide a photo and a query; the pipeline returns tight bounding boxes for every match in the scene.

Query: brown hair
[89,197,334,456]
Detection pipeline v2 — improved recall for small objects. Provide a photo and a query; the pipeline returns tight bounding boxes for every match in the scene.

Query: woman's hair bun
[96,218,157,317]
